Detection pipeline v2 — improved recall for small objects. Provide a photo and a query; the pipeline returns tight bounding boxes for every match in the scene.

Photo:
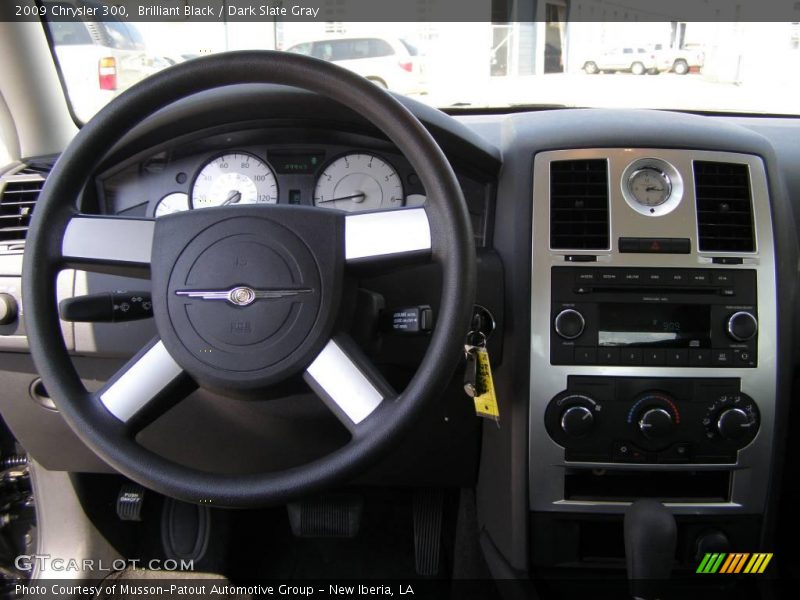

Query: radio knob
[716,408,753,441]
[554,309,585,340]
[727,311,758,342]
[638,408,673,439]
[560,405,595,437]
[0,293,18,326]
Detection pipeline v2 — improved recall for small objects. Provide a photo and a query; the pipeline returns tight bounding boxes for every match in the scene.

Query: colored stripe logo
[696,552,773,574]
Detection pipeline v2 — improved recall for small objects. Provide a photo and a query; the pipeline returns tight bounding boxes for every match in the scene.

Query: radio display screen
[598,303,711,348]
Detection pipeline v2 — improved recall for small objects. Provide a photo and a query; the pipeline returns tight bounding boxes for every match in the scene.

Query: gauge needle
[316,192,366,204]
[222,190,242,205]
[645,186,664,192]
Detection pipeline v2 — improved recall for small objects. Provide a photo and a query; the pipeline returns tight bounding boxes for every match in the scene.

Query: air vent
[0,175,44,244]
[550,159,609,250]
[694,161,755,253]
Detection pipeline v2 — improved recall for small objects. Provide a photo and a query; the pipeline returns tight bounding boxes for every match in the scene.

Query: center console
[529,148,776,567]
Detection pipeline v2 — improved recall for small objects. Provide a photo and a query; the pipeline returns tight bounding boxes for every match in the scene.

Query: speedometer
[313,153,404,212]
[191,153,278,209]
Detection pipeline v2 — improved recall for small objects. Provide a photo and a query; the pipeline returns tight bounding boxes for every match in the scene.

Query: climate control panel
[544,376,760,464]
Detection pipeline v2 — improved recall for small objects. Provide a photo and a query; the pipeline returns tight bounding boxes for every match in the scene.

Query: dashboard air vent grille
[550,159,609,250]
[694,161,755,253]
[0,176,44,243]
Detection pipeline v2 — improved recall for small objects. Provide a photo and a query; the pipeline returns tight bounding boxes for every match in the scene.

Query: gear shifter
[624,499,677,600]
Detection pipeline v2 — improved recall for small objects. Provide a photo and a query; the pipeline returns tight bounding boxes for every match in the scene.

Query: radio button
[727,311,758,342]
[574,348,597,364]
[622,271,642,284]
[666,271,688,285]
[689,349,711,365]
[713,271,734,285]
[689,272,710,285]
[554,309,585,339]
[712,350,733,366]
[598,348,620,365]
[620,349,643,365]
[643,349,666,365]
[643,271,665,284]
[598,271,620,283]
[666,349,689,365]
[575,271,595,283]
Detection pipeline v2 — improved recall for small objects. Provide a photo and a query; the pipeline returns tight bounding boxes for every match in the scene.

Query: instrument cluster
[102,136,490,246]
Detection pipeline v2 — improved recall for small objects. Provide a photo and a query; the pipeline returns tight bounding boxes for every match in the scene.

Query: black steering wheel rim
[22,51,476,507]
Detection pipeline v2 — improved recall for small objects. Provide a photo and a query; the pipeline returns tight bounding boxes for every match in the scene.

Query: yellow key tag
[473,347,499,423]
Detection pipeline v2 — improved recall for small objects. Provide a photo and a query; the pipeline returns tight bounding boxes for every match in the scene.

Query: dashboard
[1,88,800,581]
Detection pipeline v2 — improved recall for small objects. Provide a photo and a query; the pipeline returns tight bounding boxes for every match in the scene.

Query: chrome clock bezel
[621,157,684,217]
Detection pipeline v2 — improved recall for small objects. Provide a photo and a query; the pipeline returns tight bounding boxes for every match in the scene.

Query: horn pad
[150,206,345,392]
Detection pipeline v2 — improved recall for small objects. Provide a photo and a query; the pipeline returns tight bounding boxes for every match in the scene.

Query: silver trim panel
[344,208,431,260]
[99,340,183,422]
[305,338,384,425]
[530,149,777,515]
[62,217,154,267]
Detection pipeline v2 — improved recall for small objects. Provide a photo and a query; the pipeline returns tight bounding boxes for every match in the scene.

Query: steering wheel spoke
[304,334,396,432]
[61,215,154,278]
[344,207,432,265]
[96,338,195,434]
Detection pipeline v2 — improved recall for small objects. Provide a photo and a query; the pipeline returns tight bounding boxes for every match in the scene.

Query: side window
[623,48,632,54]
[349,39,371,59]
[47,21,92,45]
[330,39,354,60]
[311,42,334,61]
[99,21,136,50]
[288,42,312,56]
[368,39,394,58]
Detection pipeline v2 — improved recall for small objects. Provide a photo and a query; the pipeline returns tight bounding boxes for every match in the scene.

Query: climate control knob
[0,293,18,326]
[638,408,674,439]
[727,311,758,342]
[560,405,595,437]
[554,309,585,340]
[716,408,753,441]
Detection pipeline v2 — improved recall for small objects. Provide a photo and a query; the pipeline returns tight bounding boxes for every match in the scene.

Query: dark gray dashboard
[1,98,800,575]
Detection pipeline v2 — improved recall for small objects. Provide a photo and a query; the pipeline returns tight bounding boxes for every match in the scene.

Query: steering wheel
[22,51,476,507]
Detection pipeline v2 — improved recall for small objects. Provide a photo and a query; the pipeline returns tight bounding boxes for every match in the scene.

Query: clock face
[628,167,671,207]
[620,158,684,217]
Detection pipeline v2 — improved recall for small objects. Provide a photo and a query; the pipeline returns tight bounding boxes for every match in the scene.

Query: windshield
[42,15,800,123]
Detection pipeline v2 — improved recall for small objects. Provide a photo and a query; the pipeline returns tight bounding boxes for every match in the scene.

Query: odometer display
[191,153,278,209]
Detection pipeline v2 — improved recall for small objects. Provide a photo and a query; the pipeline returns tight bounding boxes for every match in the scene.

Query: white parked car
[286,37,426,95]
[44,2,163,122]
[653,45,705,74]
[583,47,657,75]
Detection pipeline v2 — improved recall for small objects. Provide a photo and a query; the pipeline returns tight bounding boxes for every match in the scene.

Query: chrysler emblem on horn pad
[175,285,312,307]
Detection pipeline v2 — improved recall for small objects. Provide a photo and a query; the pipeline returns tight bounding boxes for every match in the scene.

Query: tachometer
[313,153,404,212]
[191,153,278,209]
[154,192,189,217]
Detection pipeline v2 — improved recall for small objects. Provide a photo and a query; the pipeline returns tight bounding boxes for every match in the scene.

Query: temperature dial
[628,392,680,441]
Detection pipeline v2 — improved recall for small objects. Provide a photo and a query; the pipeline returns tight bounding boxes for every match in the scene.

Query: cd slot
[586,286,713,295]
[564,469,731,503]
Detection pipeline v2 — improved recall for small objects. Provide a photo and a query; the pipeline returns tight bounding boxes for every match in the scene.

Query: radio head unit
[551,267,757,368]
